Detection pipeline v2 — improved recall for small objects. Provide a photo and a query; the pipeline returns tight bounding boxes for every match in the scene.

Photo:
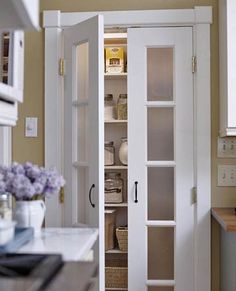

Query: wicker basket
[105,258,128,288]
[116,226,128,252]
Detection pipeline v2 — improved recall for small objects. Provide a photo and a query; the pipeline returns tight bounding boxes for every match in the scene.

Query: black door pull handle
[89,184,95,208]
[134,181,138,203]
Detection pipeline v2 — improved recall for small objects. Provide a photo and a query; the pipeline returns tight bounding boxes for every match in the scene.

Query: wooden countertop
[212,208,236,232]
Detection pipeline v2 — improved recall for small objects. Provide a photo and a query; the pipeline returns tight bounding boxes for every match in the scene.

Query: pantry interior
[104,31,128,290]
[103,30,175,290]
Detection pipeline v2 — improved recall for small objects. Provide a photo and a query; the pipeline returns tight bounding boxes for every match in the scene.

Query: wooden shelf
[106,288,128,290]
[105,119,127,124]
[105,166,127,170]
[105,203,128,207]
[105,248,127,254]
[104,72,127,79]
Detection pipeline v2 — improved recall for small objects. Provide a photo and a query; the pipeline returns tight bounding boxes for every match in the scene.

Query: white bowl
[0,219,16,245]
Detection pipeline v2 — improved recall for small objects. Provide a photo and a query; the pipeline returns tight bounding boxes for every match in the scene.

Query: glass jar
[0,193,12,221]
[105,94,116,120]
[119,137,128,165]
[117,94,127,120]
[105,141,115,166]
[105,172,123,203]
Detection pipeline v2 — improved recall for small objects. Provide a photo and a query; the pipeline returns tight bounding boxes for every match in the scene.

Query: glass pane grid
[145,47,176,288]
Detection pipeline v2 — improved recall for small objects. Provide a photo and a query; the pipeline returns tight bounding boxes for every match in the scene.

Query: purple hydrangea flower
[0,162,65,201]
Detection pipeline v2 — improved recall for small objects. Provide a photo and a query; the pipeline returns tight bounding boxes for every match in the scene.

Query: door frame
[43,7,212,291]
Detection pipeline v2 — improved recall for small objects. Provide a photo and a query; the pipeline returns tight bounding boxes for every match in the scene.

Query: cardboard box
[105,47,124,73]
[105,209,116,251]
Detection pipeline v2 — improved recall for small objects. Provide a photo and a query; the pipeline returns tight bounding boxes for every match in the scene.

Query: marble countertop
[17,227,98,261]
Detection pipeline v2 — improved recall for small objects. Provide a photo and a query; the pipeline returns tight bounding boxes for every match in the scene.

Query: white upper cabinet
[0,0,39,30]
[0,0,39,126]
[219,0,236,136]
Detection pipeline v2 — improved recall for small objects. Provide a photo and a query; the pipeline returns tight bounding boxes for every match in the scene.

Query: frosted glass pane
[148,167,174,220]
[147,48,173,101]
[77,106,88,162]
[76,42,89,100]
[148,287,174,291]
[148,227,174,280]
[148,108,174,161]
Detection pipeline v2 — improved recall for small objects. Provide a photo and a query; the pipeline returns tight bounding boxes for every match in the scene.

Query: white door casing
[43,8,212,291]
[63,15,104,289]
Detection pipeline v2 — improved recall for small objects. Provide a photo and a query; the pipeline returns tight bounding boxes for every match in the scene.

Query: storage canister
[105,94,116,120]
[117,94,127,120]
[105,172,123,203]
[105,141,115,166]
[0,193,12,221]
[119,138,128,165]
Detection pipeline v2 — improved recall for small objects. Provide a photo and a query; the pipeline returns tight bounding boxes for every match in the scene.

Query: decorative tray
[0,227,34,253]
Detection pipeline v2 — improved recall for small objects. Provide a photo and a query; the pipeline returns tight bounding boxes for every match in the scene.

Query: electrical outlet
[218,165,236,186]
[218,137,236,158]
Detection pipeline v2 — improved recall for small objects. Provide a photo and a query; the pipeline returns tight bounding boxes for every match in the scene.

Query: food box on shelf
[105,47,124,74]
[105,209,116,251]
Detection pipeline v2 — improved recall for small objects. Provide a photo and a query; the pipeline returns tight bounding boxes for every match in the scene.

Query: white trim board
[43,7,212,291]
[0,127,12,165]
[43,7,212,28]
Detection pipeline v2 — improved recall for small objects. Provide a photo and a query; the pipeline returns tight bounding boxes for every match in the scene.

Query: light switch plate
[218,165,236,186]
[25,117,38,137]
[218,137,236,158]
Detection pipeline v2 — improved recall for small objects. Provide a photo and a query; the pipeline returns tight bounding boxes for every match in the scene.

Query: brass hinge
[192,56,197,73]
[191,187,197,204]
[59,58,65,76]
[59,187,65,204]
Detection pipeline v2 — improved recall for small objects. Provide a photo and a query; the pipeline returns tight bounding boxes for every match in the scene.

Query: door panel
[63,15,104,290]
[128,27,194,291]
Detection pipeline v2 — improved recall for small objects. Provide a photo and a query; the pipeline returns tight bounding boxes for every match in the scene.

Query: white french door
[63,15,104,289]
[128,27,194,291]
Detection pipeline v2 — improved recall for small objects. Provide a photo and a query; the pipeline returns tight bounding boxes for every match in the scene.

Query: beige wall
[12,0,228,290]
[14,0,232,206]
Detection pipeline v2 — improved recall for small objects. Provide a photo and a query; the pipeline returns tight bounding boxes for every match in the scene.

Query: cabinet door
[63,15,104,289]
[128,27,194,291]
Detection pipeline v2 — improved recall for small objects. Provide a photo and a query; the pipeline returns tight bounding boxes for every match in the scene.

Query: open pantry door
[128,27,194,291]
[63,15,104,288]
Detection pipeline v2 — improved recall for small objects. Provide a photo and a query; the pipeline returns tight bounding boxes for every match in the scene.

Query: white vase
[119,138,128,165]
[13,200,46,236]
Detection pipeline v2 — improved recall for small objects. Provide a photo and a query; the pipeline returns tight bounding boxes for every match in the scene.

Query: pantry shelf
[105,119,127,124]
[105,248,127,254]
[104,72,127,79]
[105,166,127,170]
[105,288,128,291]
[105,203,128,207]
